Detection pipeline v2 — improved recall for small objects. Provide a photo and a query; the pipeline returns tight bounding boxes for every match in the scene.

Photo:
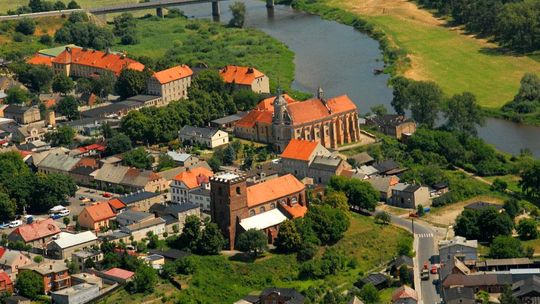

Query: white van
[9,220,22,228]
[59,209,70,217]
[49,205,67,214]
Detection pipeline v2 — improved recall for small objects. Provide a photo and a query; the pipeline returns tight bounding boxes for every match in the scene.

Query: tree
[5,86,29,104]
[503,198,520,219]
[101,123,115,139]
[390,76,411,115]
[489,236,526,259]
[454,207,514,242]
[328,176,379,211]
[122,147,152,169]
[520,161,540,201]
[359,283,380,304]
[236,229,268,258]
[370,104,388,117]
[52,73,75,95]
[398,264,411,285]
[397,238,412,257]
[113,13,136,36]
[54,1,66,10]
[15,18,36,35]
[106,133,132,155]
[491,178,508,192]
[404,81,443,128]
[197,222,225,255]
[15,271,43,299]
[499,285,519,304]
[55,96,79,120]
[223,145,236,165]
[115,68,150,99]
[374,211,391,225]
[0,192,16,221]
[228,2,246,28]
[297,242,317,261]
[92,73,115,98]
[180,215,201,252]
[444,92,484,135]
[33,255,43,264]
[305,205,349,245]
[67,1,81,9]
[157,154,175,171]
[517,219,538,240]
[275,220,302,253]
[44,125,75,147]
[131,264,157,294]
[63,217,71,226]
[417,204,425,217]
[208,156,222,172]
[323,191,349,211]
[39,33,53,45]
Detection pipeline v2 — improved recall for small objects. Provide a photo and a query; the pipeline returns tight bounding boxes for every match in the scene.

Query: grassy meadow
[0,0,138,12]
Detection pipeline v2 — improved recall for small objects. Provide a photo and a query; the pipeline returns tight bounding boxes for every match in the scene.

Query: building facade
[2,105,41,125]
[219,65,270,94]
[171,167,213,204]
[147,65,193,103]
[390,184,431,209]
[179,126,229,149]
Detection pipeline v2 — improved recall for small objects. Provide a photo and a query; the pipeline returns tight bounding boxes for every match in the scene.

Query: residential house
[171,167,213,204]
[78,202,116,231]
[235,287,305,304]
[114,191,164,212]
[147,65,193,103]
[8,219,61,253]
[1,105,40,125]
[107,198,126,214]
[93,163,130,189]
[388,255,413,276]
[93,164,168,193]
[219,65,270,94]
[280,139,331,179]
[373,160,407,176]
[142,254,165,270]
[72,143,106,157]
[79,100,147,119]
[0,271,13,294]
[178,126,229,149]
[0,121,47,143]
[444,287,475,304]
[390,183,430,209]
[442,273,512,297]
[188,188,211,211]
[348,152,374,167]
[70,273,103,288]
[211,173,308,249]
[149,203,200,233]
[432,182,449,195]
[51,283,99,304]
[46,231,98,260]
[166,151,199,167]
[359,273,389,290]
[68,166,96,186]
[3,295,31,304]
[392,285,418,304]
[512,276,540,304]
[19,262,71,293]
[366,114,416,139]
[116,210,154,227]
[120,218,166,242]
[308,155,351,185]
[71,250,103,272]
[438,236,478,271]
[210,111,248,130]
[101,267,134,284]
[37,151,81,175]
[244,162,280,185]
[367,175,400,202]
[0,248,33,280]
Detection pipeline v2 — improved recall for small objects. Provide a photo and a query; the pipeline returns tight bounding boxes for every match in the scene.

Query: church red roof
[256,94,296,111]
[52,47,144,76]
[280,139,319,161]
[246,174,305,207]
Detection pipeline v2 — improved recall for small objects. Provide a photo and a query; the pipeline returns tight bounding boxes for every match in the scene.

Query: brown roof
[281,139,319,161]
[82,202,115,222]
[10,218,60,242]
[392,285,418,302]
[247,174,305,207]
[103,267,134,280]
[443,273,512,288]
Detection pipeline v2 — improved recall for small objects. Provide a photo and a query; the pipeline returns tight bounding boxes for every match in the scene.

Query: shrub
[15,18,36,35]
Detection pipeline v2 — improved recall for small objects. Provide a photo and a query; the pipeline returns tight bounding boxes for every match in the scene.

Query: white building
[147,65,193,104]
[171,167,213,204]
[178,126,229,149]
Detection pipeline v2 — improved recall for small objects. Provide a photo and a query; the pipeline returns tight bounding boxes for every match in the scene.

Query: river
[177,0,540,157]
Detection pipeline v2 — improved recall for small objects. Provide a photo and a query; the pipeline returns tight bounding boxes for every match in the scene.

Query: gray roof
[4,104,32,115]
[38,152,81,172]
[60,117,118,129]
[210,111,248,125]
[120,169,163,188]
[389,255,413,268]
[260,288,304,304]
[70,166,96,176]
[94,163,130,184]
[166,151,191,162]
[116,210,154,223]
[349,152,374,165]
[443,273,512,287]
[361,273,388,286]
[309,155,343,171]
[0,249,29,267]
[122,217,165,232]
[368,176,397,193]
[118,191,161,205]
[444,287,475,303]
[190,188,211,197]
[80,101,141,118]
[20,262,68,275]
[150,202,199,218]
[373,160,400,173]
[512,275,540,297]
[125,95,161,103]
[179,125,219,139]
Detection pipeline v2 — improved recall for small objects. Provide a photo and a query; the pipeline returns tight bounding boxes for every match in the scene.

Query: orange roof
[78,143,106,153]
[326,95,357,113]
[42,98,56,108]
[235,110,274,128]
[256,94,296,111]
[219,65,265,86]
[392,286,418,302]
[103,267,134,280]
[76,157,97,168]
[52,47,144,76]
[83,201,115,222]
[108,198,126,211]
[11,218,60,242]
[281,139,319,161]
[280,203,308,219]
[0,271,11,285]
[247,174,305,207]
[173,167,214,189]
[153,65,193,84]
[26,54,53,67]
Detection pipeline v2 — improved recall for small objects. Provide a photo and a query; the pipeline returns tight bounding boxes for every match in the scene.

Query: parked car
[59,209,70,217]
[0,223,9,229]
[431,265,438,274]
[50,214,62,220]
[421,269,430,280]
[102,193,112,198]
[9,220,22,228]
[80,197,91,203]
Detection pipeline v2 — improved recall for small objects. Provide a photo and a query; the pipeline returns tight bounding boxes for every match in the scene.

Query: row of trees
[7,0,80,15]
[502,73,540,119]
[417,0,540,52]
[54,12,114,50]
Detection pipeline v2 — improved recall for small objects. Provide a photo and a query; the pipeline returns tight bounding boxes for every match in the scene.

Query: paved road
[391,215,441,304]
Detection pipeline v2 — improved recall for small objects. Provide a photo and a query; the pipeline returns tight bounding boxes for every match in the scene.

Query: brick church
[210,173,308,250]
[234,88,362,151]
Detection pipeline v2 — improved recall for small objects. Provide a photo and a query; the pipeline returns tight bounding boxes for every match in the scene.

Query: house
[178,126,229,149]
[71,250,103,272]
[280,139,331,179]
[0,121,48,143]
[73,143,106,157]
[512,276,540,304]
[367,175,400,202]
[3,295,31,304]
[392,285,418,304]
[147,65,193,103]
[46,231,98,260]
[474,258,534,272]
[166,151,199,167]
[115,191,164,212]
[235,89,361,151]
[68,166,96,186]
[120,217,166,242]
[70,272,103,288]
[0,248,33,280]
[235,287,305,304]
[219,65,270,94]
[93,164,169,193]
[171,167,213,204]
[210,111,248,130]
[0,271,13,294]
[116,210,154,227]
[148,249,189,261]
[444,287,475,304]
[358,273,389,290]
[37,151,82,175]
[432,182,449,195]
[19,262,71,293]
[308,155,351,185]
[348,296,364,304]
[142,254,165,270]
[244,162,280,185]
[211,173,308,249]
[101,267,134,283]
[390,183,430,209]
[78,202,116,231]
[438,236,478,271]
[388,255,414,276]
[107,198,127,214]
[149,203,200,233]
[1,105,41,125]
[442,273,512,297]
[93,163,130,189]
[348,152,375,166]
[188,188,211,211]
[464,201,502,211]
[366,114,416,139]
[51,283,99,304]
[373,160,406,176]
[8,218,61,253]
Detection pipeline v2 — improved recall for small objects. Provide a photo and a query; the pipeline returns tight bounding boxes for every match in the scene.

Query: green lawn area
[99,213,411,303]
[0,0,139,12]
[299,0,540,109]
[484,175,522,193]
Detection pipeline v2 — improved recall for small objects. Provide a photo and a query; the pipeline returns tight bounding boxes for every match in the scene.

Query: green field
[296,0,540,109]
[0,0,138,12]
[100,213,411,303]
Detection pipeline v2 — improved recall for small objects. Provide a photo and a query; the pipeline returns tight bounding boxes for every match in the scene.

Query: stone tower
[272,89,292,152]
[209,172,248,250]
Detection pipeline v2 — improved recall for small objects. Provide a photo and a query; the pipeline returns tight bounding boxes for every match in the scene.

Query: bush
[517,218,538,240]
[297,242,317,262]
[39,34,53,45]
[15,18,36,35]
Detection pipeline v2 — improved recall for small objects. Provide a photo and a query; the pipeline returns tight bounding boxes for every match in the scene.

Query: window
[260,206,265,213]
[236,187,241,195]
[270,203,276,209]
[249,209,255,216]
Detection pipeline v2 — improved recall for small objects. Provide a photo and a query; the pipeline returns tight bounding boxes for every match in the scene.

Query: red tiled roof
[17,150,32,158]
[83,202,115,222]
[235,110,273,128]
[26,54,53,67]
[247,174,305,207]
[280,203,308,219]
[174,167,213,189]
[326,95,357,113]
[107,198,126,211]
[280,139,319,161]
[77,143,106,153]
[219,65,265,86]
[0,247,5,259]
[42,98,57,108]
[153,65,193,84]
[256,94,296,111]
[76,157,98,168]
[11,218,60,242]
[103,267,134,280]
[0,271,11,285]
[392,286,418,302]
[52,47,144,76]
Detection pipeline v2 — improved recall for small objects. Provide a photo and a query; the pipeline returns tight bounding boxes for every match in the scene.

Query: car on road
[102,193,112,198]
[50,213,62,220]
[0,223,9,229]
[59,209,70,217]
[431,265,438,274]
[9,220,22,228]
[421,268,430,280]
[80,197,91,203]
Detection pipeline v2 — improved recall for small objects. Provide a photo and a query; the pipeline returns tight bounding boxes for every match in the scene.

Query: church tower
[271,89,292,152]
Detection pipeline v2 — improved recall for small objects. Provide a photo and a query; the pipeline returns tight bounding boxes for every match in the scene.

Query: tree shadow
[229,252,257,263]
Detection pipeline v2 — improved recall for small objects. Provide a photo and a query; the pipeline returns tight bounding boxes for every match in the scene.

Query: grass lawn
[0,0,139,12]
[99,213,411,303]
[380,287,397,304]
[298,0,540,109]
[484,175,522,193]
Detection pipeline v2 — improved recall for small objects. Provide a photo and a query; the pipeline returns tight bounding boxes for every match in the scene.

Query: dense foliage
[15,271,44,299]
[327,176,379,211]
[454,207,514,242]
[7,0,80,14]
[489,236,532,259]
[54,12,114,50]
